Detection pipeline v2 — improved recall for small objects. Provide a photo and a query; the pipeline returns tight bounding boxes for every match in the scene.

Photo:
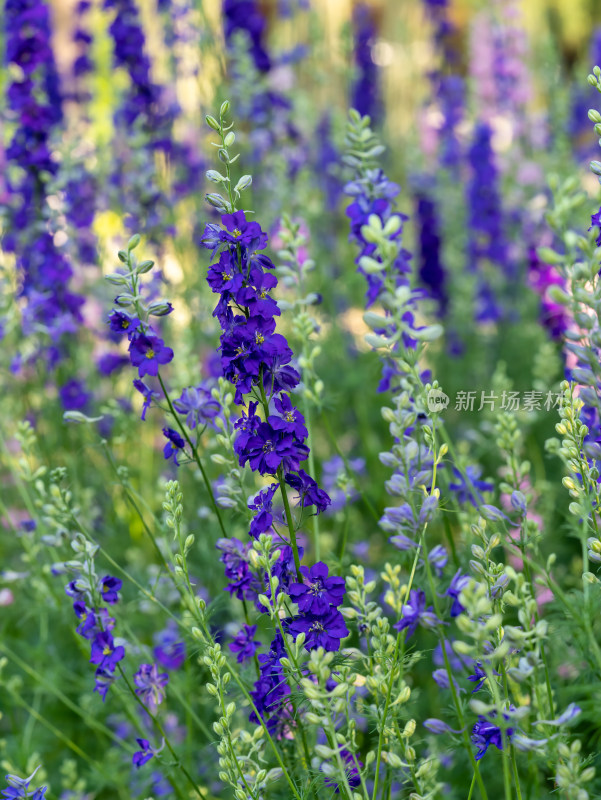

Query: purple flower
[448,465,494,507]
[128,333,174,377]
[133,663,169,713]
[173,385,221,429]
[288,562,345,615]
[271,394,307,439]
[97,353,129,376]
[229,624,261,663]
[238,421,309,476]
[132,738,154,769]
[468,661,499,693]
[99,575,122,604]
[74,605,114,640]
[65,580,86,603]
[90,631,125,672]
[589,207,601,247]
[393,589,441,638]
[287,608,349,652]
[93,668,117,702]
[133,378,161,420]
[153,624,185,670]
[428,544,448,577]
[472,714,514,760]
[162,427,186,464]
[248,483,279,537]
[285,470,331,514]
[1,767,47,800]
[445,570,471,617]
[108,309,141,335]
[216,538,261,601]
[59,379,91,411]
[220,210,268,250]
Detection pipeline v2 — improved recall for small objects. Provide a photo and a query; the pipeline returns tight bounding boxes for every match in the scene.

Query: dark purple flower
[287,608,349,651]
[393,589,441,638]
[133,378,161,420]
[445,570,470,617]
[288,562,345,615]
[285,470,331,514]
[1,767,47,800]
[589,206,601,247]
[129,333,174,377]
[271,394,307,438]
[153,624,185,670]
[216,537,261,601]
[472,714,514,760]
[99,575,122,604]
[448,465,494,507]
[223,0,271,72]
[468,661,499,693]
[97,353,129,375]
[229,624,261,663]
[239,421,308,475]
[75,605,115,640]
[65,579,86,603]
[162,427,186,465]
[108,309,141,335]
[219,210,268,251]
[90,631,125,672]
[428,544,448,577]
[133,663,169,713]
[59,379,91,411]
[248,483,279,537]
[132,738,154,768]
[173,385,221,429]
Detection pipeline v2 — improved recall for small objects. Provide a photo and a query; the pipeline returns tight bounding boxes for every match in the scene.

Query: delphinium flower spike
[200,106,356,755]
[200,101,330,579]
[3,0,86,370]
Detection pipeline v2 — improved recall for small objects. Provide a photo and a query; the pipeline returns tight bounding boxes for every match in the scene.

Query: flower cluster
[3,0,85,367]
[133,663,169,713]
[200,112,330,534]
[223,0,271,72]
[286,562,347,650]
[351,3,381,123]
[466,122,510,322]
[66,572,124,701]
[104,236,174,430]
[413,181,448,315]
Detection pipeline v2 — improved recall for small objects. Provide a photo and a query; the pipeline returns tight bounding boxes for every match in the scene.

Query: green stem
[511,747,523,800]
[302,396,320,560]
[157,372,228,539]
[277,465,303,581]
[467,772,477,800]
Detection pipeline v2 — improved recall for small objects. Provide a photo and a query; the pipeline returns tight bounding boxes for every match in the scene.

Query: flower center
[146,349,155,359]
[103,646,113,656]
[232,228,242,237]
[255,332,264,344]
[309,580,323,595]
[263,440,274,453]
[121,319,130,328]
[285,411,295,423]
[222,271,232,281]
[309,621,325,633]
